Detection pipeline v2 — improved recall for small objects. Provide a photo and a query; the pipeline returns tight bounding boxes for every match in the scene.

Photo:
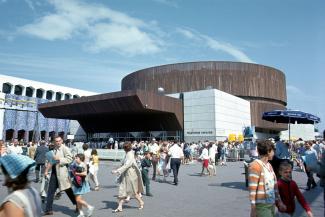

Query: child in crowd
[199,143,210,176]
[71,153,94,217]
[157,146,168,182]
[141,151,153,196]
[89,149,100,191]
[277,162,313,217]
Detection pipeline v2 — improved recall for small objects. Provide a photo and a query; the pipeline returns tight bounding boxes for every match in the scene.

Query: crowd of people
[248,139,325,217]
[0,137,324,217]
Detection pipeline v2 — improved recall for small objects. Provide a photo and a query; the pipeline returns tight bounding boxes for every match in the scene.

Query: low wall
[97,149,125,161]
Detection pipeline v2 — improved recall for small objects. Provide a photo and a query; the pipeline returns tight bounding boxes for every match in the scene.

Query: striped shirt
[248,159,279,205]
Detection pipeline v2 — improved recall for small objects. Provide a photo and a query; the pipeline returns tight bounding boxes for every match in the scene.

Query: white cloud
[286,85,303,95]
[177,28,254,63]
[176,28,195,39]
[203,36,254,63]
[87,23,161,55]
[21,14,75,40]
[18,0,162,55]
[0,52,143,92]
[287,84,324,106]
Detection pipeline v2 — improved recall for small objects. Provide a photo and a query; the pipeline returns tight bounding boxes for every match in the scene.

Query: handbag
[70,164,85,187]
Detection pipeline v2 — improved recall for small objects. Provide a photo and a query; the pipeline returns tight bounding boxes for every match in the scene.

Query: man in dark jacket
[141,151,153,196]
[34,140,49,182]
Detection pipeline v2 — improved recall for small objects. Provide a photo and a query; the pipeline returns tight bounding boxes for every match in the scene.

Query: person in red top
[277,162,313,217]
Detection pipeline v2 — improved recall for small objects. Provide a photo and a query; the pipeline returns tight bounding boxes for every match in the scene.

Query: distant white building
[0,74,97,141]
[280,124,316,141]
[169,89,251,142]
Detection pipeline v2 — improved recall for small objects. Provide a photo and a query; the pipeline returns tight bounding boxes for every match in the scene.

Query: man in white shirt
[168,141,184,185]
[108,137,114,149]
[148,138,159,180]
[8,139,23,155]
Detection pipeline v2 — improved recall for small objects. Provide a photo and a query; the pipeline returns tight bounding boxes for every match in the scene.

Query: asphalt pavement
[0,160,323,217]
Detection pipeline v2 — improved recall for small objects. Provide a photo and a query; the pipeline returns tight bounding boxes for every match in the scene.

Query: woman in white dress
[111,142,144,213]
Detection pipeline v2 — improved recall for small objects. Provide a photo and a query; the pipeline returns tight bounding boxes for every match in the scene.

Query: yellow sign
[228,134,236,142]
[237,134,244,142]
[228,134,244,142]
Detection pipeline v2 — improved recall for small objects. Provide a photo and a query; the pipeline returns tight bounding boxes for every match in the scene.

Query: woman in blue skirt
[71,153,94,217]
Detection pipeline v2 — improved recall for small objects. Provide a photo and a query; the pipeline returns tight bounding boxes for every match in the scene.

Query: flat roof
[38,90,183,132]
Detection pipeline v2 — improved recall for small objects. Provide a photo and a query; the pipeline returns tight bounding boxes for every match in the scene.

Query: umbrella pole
[288,117,291,142]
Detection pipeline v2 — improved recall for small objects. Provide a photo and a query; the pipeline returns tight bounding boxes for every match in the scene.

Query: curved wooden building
[122,61,287,132]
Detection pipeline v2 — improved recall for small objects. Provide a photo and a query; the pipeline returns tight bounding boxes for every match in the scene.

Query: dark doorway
[41,131,46,140]
[29,130,35,142]
[5,129,14,141]
[49,131,55,141]
[58,131,65,139]
[17,130,25,141]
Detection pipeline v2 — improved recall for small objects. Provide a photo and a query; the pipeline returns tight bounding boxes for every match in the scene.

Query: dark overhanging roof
[38,90,183,133]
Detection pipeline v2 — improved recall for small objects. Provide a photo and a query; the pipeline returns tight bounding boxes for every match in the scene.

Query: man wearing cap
[0,154,42,217]
[44,136,76,215]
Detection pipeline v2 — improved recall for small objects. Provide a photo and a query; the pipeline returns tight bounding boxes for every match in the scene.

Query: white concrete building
[0,74,95,100]
[0,74,96,141]
[169,89,251,142]
[280,124,316,141]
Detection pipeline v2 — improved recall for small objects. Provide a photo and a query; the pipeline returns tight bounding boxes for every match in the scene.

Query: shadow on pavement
[294,182,323,217]
[51,204,75,216]
[187,173,203,177]
[101,185,118,189]
[209,182,247,191]
[101,200,139,211]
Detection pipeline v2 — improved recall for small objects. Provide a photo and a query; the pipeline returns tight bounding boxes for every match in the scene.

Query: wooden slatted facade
[122,61,287,131]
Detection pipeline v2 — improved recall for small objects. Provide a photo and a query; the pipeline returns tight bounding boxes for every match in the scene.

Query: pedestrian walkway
[0,161,323,217]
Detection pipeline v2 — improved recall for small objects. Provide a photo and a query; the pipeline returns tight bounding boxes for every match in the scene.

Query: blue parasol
[262,109,321,140]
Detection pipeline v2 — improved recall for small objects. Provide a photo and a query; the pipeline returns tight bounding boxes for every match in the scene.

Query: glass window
[64,94,71,100]
[26,87,34,97]
[55,92,62,101]
[2,83,12,94]
[14,85,23,95]
[46,91,53,100]
[36,89,44,98]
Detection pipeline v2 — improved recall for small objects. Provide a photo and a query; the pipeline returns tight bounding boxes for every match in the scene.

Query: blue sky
[0,0,324,131]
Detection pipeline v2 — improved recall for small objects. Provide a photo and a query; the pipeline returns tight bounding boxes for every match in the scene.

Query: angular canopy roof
[38,90,183,133]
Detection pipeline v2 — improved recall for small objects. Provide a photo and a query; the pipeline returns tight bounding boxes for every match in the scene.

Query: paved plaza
[0,161,323,217]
